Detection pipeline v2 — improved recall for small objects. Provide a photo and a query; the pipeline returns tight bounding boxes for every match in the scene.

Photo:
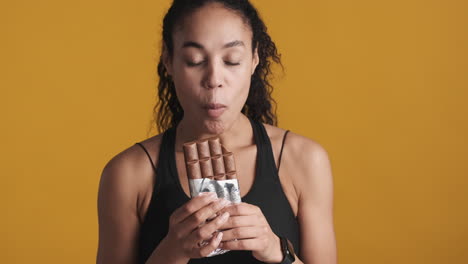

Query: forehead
[172,3,253,51]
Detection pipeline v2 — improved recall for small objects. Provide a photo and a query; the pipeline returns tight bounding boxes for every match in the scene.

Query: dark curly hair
[152,0,282,133]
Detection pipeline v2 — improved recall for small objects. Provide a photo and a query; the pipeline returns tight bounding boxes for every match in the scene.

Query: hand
[218,202,283,263]
[158,192,231,261]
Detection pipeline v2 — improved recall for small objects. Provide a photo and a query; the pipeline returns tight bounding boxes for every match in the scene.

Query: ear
[251,45,260,75]
[162,43,173,76]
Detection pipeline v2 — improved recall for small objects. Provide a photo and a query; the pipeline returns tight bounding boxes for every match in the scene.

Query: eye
[186,60,205,67]
[225,61,240,66]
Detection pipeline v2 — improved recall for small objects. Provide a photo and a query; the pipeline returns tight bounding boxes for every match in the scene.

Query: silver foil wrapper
[189,178,242,257]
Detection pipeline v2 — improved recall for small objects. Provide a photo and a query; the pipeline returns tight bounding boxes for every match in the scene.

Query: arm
[295,139,337,264]
[96,153,141,264]
[97,151,179,264]
[215,133,337,264]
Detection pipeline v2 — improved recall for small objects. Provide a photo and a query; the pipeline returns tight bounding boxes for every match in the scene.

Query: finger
[219,215,258,230]
[171,192,217,224]
[187,212,230,246]
[178,198,230,235]
[198,231,224,257]
[221,226,267,241]
[218,202,260,217]
[220,238,265,251]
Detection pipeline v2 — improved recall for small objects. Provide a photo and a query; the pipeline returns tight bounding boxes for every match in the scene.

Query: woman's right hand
[155,192,231,262]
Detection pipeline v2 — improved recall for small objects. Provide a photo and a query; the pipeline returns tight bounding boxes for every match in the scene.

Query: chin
[203,119,226,135]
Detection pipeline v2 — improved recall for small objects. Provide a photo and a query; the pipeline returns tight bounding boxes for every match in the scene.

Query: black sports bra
[135,118,299,263]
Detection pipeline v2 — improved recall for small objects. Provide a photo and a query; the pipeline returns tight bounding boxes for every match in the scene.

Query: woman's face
[164,3,259,134]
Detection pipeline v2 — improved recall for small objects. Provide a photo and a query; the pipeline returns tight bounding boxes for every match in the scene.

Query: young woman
[97,0,337,263]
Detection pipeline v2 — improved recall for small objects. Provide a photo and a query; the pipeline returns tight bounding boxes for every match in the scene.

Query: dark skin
[97,3,336,264]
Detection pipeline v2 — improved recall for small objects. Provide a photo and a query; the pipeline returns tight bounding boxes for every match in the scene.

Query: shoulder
[98,133,164,219]
[285,131,331,168]
[262,122,330,165]
[100,133,164,184]
[262,123,333,199]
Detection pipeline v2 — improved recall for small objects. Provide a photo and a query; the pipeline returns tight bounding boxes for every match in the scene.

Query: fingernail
[216,232,223,242]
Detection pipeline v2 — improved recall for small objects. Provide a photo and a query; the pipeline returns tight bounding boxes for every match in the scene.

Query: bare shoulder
[98,133,164,222]
[262,123,330,166]
[285,131,331,166]
[262,123,333,199]
[100,134,163,186]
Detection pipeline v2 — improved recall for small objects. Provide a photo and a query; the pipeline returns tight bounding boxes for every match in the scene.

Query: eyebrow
[182,40,245,50]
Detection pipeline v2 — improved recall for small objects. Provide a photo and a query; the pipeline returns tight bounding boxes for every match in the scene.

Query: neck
[175,114,253,152]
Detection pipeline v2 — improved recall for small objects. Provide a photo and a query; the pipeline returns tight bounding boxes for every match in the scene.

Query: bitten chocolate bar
[182,136,242,256]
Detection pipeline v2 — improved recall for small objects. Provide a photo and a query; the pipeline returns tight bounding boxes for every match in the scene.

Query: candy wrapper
[183,136,241,257]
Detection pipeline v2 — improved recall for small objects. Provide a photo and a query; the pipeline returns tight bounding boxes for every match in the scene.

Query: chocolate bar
[183,136,241,202]
[182,136,242,256]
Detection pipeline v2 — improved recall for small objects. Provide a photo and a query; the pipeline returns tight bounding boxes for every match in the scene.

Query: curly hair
[152,0,282,133]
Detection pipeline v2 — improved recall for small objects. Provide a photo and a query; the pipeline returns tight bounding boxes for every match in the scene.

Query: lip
[204,103,227,118]
[204,103,227,109]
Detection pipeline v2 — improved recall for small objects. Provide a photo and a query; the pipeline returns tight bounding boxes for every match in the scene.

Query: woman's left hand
[218,202,283,263]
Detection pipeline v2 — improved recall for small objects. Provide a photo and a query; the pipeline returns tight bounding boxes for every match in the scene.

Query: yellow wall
[2,0,467,263]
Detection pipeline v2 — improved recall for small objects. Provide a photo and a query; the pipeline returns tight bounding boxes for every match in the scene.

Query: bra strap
[277,130,290,172]
[135,142,157,173]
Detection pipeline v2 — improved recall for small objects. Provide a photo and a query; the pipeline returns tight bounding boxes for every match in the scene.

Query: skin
[97,3,337,264]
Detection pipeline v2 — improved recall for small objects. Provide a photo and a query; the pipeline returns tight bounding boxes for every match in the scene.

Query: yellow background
[2,0,467,263]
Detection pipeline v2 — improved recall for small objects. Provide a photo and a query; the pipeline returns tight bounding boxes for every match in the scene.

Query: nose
[203,60,223,89]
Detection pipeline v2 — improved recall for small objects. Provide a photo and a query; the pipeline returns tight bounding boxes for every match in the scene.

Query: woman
[97,0,337,263]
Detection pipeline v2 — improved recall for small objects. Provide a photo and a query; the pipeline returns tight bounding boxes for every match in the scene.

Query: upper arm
[291,136,337,264]
[97,151,142,264]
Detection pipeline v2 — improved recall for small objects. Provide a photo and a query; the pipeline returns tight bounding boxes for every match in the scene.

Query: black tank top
[135,118,299,264]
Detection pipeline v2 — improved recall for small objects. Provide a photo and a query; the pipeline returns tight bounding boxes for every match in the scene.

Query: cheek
[235,65,253,88]
[172,65,201,94]
[226,66,252,105]
[225,61,252,83]
[173,65,201,86]
[171,75,200,111]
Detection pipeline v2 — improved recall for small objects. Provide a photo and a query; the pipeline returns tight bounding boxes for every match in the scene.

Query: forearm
[262,235,305,264]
